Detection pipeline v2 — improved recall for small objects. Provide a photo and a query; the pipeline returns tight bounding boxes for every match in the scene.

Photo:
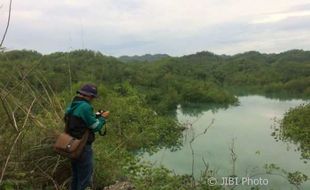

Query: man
[64,84,109,190]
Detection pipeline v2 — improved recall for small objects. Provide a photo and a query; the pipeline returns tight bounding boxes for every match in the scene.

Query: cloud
[251,10,310,24]
[0,0,309,55]
[290,3,310,11]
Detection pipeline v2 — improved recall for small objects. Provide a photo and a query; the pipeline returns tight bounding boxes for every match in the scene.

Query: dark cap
[77,84,98,98]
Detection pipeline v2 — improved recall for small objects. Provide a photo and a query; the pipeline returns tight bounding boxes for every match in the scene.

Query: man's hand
[101,111,110,118]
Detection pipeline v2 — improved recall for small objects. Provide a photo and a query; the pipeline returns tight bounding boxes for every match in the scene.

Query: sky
[0,0,310,56]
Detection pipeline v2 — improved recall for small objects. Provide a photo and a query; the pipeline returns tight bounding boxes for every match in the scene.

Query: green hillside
[0,49,309,189]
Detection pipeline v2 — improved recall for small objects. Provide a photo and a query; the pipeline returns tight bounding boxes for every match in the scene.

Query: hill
[118,53,170,63]
[0,49,309,189]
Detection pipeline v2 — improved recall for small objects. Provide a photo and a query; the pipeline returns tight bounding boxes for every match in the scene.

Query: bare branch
[1,87,46,128]
[37,72,65,113]
[0,97,36,183]
[34,164,59,190]
[230,138,237,177]
[0,131,22,183]
[2,57,43,99]
[0,94,15,130]
[190,118,215,143]
[21,98,37,129]
[11,109,19,131]
[0,0,13,48]
[187,118,215,189]
[34,75,62,121]
[66,53,73,96]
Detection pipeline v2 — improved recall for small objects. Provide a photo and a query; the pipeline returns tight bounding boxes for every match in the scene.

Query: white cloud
[0,0,309,55]
[251,10,310,24]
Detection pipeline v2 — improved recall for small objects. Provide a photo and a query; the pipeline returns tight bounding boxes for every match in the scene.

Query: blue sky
[0,0,310,56]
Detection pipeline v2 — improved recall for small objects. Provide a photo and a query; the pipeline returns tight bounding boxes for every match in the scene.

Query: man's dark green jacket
[65,96,105,144]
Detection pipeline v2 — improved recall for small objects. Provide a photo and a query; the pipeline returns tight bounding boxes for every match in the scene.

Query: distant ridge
[118,54,170,63]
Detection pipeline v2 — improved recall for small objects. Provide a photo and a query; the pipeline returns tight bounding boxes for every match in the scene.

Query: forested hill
[0,49,309,189]
[118,53,170,63]
[0,49,309,113]
[176,50,309,89]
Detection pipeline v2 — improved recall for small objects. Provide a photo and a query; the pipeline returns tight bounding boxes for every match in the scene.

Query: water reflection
[144,95,310,190]
[179,102,233,117]
[226,86,310,101]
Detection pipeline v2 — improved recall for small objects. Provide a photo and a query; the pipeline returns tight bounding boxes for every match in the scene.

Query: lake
[143,95,310,189]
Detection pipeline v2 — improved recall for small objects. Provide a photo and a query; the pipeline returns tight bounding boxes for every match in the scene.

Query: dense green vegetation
[0,80,183,189]
[0,49,309,189]
[0,50,239,115]
[275,103,310,160]
[1,49,309,114]
[118,54,170,63]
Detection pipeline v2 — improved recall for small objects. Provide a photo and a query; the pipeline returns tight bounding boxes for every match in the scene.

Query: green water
[144,95,310,189]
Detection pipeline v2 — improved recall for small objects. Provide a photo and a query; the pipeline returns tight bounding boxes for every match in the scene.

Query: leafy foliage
[275,103,310,159]
[0,49,309,189]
